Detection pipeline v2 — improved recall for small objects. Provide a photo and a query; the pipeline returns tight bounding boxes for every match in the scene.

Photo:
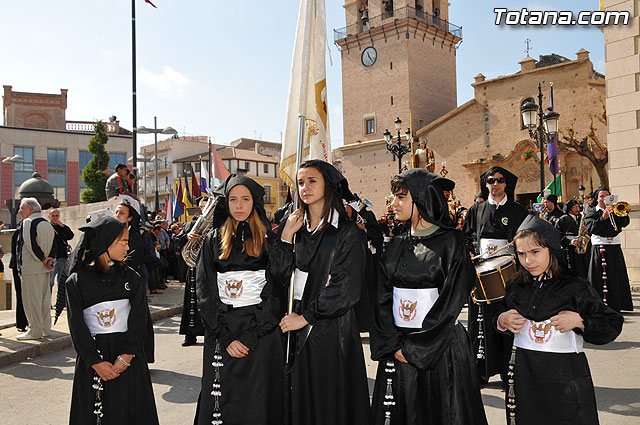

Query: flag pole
[208,137,213,192]
[131,0,138,195]
[285,114,305,365]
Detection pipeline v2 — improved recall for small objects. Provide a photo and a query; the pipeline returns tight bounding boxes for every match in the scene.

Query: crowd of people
[3,160,631,425]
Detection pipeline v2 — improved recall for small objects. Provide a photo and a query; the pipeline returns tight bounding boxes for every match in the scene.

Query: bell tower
[335,0,462,214]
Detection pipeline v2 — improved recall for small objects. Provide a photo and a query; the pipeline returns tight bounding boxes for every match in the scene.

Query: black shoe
[182,337,197,347]
[17,327,27,333]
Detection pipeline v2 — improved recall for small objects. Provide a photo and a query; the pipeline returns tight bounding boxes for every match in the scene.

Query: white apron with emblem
[590,234,621,245]
[392,287,439,329]
[514,319,584,353]
[217,269,266,308]
[83,299,131,334]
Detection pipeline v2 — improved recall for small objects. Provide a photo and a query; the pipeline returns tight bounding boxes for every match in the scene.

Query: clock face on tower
[361,46,377,67]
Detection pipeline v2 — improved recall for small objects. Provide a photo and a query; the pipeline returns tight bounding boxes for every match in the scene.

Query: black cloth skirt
[289,309,370,425]
[588,244,633,312]
[562,245,590,279]
[371,323,488,425]
[179,267,205,337]
[69,333,159,425]
[509,348,599,425]
[194,307,284,425]
[467,299,514,382]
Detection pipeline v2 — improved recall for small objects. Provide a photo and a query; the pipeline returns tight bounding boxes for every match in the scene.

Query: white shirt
[487,194,508,209]
[304,208,340,234]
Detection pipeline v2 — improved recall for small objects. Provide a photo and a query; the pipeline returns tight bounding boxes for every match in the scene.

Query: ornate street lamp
[520,83,560,198]
[384,117,412,174]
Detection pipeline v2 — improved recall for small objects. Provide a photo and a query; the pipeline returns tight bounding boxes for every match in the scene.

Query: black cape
[462,198,530,381]
[584,206,633,312]
[66,264,159,425]
[273,216,371,425]
[370,229,488,425]
[497,275,623,425]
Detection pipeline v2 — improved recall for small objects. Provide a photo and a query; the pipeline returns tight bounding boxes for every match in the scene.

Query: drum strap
[475,203,487,255]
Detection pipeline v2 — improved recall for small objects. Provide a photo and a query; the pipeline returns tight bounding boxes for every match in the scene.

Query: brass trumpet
[606,201,631,231]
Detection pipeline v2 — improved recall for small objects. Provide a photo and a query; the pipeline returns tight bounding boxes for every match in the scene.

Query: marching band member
[497,215,622,425]
[555,199,589,279]
[462,166,530,385]
[66,216,159,425]
[194,175,285,425]
[541,194,563,225]
[584,186,633,312]
[370,169,487,425]
[277,159,370,425]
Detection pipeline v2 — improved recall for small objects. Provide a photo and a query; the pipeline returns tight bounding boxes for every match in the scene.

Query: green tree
[81,121,111,203]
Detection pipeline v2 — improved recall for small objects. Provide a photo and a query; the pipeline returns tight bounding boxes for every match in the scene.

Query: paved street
[1,294,638,425]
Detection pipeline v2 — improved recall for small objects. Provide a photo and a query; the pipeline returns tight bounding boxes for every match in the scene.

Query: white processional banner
[280,0,331,189]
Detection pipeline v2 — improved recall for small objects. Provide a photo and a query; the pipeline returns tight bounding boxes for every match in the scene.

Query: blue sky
[0,1,606,151]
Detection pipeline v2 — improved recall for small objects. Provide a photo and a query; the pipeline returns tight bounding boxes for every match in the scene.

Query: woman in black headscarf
[194,174,285,425]
[496,215,622,425]
[276,159,370,425]
[370,168,488,425]
[584,185,633,312]
[65,216,159,425]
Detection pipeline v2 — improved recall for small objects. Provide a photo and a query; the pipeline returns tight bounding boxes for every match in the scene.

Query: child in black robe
[66,216,159,425]
[497,215,623,425]
[370,169,488,425]
[194,174,285,425]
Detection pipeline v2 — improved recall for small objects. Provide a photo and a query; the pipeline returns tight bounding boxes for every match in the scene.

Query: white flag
[280,0,331,189]
[200,160,209,194]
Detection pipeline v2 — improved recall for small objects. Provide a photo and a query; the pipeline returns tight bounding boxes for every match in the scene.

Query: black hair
[486,166,505,178]
[115,163,128,172]
[390,175,408,195]
[511,229,571,285]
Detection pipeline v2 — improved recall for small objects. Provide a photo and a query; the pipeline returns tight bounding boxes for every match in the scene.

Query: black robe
[462,199,530,381]
[370,228,488,425]
[542,207,563,226]
[10,224,28,330]
[273,217,371,425]
[66,264,159,425]
[497,275,623,425]
[177,219,205,337]
[555,213,589,279]
[584,207,633,312]
[194,229,285,425]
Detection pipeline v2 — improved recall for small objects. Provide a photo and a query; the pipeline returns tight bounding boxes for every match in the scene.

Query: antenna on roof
[525,38,532,57]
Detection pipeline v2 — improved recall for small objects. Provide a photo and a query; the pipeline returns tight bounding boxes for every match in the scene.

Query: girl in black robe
[370,169,488,425]
[584,186,633,312]
[66,216,159,425]
[194,175,285,425]
[276,159,370,425]
[497,215,623,425]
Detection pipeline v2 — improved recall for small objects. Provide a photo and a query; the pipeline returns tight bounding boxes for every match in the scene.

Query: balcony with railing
[139,184,171,197]
[334,6,462,45]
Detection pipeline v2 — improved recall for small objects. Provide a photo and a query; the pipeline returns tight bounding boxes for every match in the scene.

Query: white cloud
[138,66,190,96]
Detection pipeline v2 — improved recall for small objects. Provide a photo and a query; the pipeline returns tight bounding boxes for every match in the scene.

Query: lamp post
[2,154,25,228]
[136,117,177,212]
[578,184,586,202]
[520,83,560,198]
[128,148,155,209]
[384,117,412,174]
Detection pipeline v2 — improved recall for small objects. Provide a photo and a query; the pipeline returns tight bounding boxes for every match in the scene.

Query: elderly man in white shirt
[16,198,55,340]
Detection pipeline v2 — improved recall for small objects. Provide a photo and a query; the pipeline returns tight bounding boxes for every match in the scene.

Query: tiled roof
[535,54,571,68]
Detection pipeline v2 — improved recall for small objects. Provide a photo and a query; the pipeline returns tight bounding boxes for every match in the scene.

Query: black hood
[516,214,562,256]
[301,159,355,202]
[564,199,579,214]
[399,168,456,229]
[67,216,127,276]
[480,166,518,200]
[590,185,609,207]
[214,174,270,227]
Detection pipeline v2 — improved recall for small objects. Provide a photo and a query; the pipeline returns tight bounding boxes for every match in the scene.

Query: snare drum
[471,255,516,304]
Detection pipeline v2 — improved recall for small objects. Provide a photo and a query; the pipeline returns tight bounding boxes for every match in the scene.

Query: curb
[0,305,183,369]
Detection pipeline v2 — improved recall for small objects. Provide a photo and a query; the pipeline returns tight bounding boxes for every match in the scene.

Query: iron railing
[334,6,462,43]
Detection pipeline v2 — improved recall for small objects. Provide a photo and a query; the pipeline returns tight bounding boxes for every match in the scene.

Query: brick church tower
[335,0,462,214]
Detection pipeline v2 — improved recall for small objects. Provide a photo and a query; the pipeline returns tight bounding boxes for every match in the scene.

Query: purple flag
[547,133,559,175]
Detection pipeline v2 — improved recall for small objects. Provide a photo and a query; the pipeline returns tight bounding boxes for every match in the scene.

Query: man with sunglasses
[462,166,531,386]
